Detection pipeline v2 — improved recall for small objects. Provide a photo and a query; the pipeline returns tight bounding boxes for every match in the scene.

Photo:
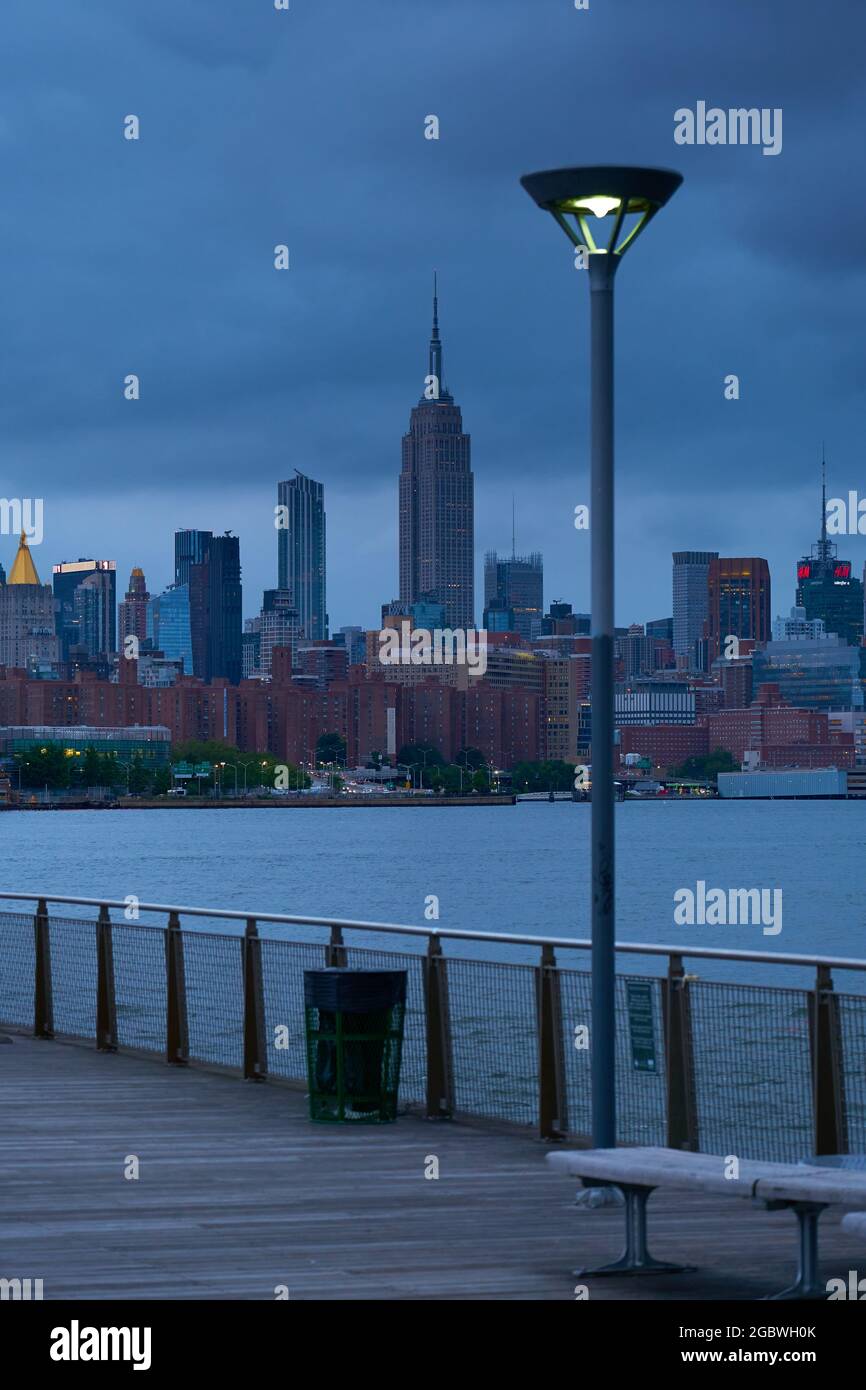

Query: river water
[1,800,863,989]
[2,801,864,1159]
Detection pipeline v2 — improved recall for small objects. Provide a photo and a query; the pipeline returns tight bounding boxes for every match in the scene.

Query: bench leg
[573,1182,697,1278]
[765,1202,828,1300]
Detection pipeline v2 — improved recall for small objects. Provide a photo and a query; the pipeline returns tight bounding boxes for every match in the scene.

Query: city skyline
[0,457,860,647]
[0,265,860,638]
[2,2,864,633]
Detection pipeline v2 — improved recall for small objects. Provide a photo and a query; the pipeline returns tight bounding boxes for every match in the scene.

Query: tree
[510,760,574,793]
[104,753,124,788]
[316,732,346,767]
[672,747,737,781]
[396,743,446,789]
[82,746,103,787]
[15,745,70,789]
[151,766,172,796]
[457,747,486,771]
[127,756,151,794]
[439,766,463,795]
[172,739,236,762]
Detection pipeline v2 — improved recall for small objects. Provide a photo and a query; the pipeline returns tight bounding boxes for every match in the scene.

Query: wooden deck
[1,1031,862,1300]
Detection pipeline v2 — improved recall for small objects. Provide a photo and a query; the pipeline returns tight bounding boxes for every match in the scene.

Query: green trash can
[304,968,407,1123]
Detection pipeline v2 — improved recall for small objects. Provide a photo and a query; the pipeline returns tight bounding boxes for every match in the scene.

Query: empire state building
[399,279,474,628]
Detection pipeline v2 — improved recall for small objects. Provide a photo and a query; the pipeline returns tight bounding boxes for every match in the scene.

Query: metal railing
[0,892,863,1162]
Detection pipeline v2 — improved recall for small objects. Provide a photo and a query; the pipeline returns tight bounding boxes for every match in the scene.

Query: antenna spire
[813,443,836,564]
[427,271,444,396]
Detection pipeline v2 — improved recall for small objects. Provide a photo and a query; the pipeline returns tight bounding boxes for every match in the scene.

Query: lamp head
[520,164,683,257]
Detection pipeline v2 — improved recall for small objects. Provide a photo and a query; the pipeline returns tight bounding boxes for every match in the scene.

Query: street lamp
[236,759,255,794]
[520,165,682,1149]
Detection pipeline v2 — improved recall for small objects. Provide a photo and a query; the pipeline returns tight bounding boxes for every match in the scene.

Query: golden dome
[8,532,41,586]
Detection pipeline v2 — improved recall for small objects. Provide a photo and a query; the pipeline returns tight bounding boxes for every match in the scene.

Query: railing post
[810,964,847,1156]
[165,910,189,1065]
[536,944,567,1140]
[96,904,117,1052]
[424,936,454,1119]
[33,898,53,1039]
[243,919,267,1081]
[663,954,699,1151]
[326,924,347,968]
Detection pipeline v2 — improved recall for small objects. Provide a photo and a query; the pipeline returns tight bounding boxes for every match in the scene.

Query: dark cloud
[0,0,863,628]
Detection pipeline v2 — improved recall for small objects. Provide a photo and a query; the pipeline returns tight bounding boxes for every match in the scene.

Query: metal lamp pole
[520,166,682,1148]
[588,248,617,1149]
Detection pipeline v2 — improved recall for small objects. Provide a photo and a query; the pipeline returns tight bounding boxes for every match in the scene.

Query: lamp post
[520,165,682,1148]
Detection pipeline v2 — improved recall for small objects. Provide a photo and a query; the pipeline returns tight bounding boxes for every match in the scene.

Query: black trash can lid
[304,968,407,1012]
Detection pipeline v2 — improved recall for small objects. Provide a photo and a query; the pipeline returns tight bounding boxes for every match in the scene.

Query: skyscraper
[795,462,864,647]
[0,534,60,669]
[672,551,717,665]
[52,559,117,659]
[73,570,115,659]
[276,472,327,641]
[174,530,211,588]
[399,278,474,628]
[175,530,243,683]
[147,584,193,674]
[258,589,300,677]
[484,551,543,640]
[118,568,150,648]
[194,533,242,684]
[706,557,772,662]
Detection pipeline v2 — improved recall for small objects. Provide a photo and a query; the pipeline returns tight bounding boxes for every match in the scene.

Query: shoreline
[0,793,516,811]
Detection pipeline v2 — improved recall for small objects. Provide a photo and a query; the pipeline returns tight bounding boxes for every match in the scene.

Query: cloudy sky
[2,0,864,630]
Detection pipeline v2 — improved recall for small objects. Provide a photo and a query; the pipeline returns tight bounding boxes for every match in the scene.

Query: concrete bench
[842,1211,866,1241]
[548,1146,866,1299]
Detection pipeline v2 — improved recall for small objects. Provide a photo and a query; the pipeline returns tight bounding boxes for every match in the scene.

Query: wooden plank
[1,1035,864,1300]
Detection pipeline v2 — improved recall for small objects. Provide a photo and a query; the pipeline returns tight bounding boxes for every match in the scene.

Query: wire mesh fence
[260,938,328,1082]
[181,930,245,1070]
[446,958,538,1126]
[111,921,168,1053]
[688,981,813,1163]
[46,916,98,1040]
[838,992,866,1154]
[0,901,863,1159]
[342,945,426,1108]
[0,911,35,1028]
[559,970,668,1147]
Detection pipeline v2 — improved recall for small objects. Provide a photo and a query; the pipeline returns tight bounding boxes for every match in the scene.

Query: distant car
[166,786,187,797]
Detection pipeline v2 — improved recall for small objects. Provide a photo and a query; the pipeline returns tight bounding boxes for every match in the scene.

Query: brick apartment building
[0,650,542,771]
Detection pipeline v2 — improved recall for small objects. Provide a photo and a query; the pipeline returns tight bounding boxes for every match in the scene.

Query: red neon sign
[797,564,811,580]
